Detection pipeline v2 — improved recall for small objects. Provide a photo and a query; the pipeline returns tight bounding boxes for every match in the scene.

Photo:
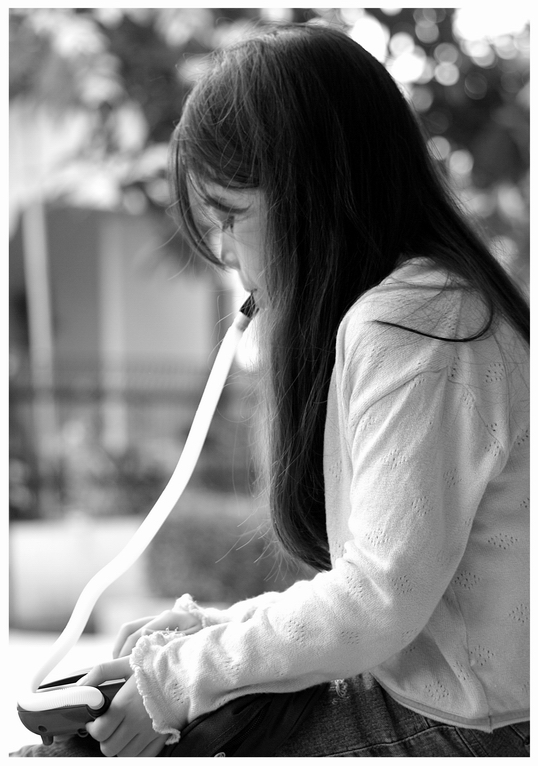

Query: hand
[79,657,169,757]
[112,608,202,658]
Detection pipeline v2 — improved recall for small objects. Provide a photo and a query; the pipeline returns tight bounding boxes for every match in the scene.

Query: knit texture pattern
[130,259,529,740]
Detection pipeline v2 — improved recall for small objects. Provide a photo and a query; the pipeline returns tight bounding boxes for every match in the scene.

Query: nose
[220,242,240,271]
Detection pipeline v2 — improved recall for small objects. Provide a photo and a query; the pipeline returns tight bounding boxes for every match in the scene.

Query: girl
[14,22,529,758]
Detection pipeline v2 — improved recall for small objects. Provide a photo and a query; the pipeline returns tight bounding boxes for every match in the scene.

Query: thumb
[77,656,131,687]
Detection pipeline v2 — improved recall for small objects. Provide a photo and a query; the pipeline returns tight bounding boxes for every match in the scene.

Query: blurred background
[8,6,530,747]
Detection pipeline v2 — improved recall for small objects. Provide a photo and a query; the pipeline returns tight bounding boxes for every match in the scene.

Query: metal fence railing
[10,358,257,521]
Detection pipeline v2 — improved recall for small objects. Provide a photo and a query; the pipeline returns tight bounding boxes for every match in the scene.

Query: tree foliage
[10,7,529,283]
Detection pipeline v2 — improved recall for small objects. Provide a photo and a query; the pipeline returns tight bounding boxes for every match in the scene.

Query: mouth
[241,285,264,309]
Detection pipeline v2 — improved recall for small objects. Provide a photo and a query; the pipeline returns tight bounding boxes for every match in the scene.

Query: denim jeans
[11,674,530,758]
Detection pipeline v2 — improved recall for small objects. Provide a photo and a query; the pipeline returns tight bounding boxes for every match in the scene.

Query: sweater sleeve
[172,591,285,628]
[130,333,505,741]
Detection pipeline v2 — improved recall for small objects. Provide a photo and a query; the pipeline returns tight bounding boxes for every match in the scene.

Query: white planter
[9,514,150,632]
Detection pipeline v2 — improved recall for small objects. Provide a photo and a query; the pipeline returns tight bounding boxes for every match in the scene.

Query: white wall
[9,515,149,633]
[99,213,216,368]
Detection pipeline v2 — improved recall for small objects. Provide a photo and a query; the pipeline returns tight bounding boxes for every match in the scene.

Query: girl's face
[202,184,267,305]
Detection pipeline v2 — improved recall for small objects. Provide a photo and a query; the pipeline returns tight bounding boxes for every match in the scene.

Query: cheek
[248,245,265,281]
[237,233,263,271]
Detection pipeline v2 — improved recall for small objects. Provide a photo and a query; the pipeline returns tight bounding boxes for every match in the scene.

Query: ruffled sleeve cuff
[173,590,283,627]
[172,593,217,628]
[130,631,190,745]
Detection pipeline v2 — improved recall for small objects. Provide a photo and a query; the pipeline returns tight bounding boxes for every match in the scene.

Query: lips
[245,288,265,309]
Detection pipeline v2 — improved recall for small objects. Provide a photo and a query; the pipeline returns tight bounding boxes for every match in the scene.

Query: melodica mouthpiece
[239,293,258,320]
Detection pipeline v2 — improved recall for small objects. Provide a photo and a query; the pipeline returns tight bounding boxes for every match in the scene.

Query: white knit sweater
[130,259,529,740]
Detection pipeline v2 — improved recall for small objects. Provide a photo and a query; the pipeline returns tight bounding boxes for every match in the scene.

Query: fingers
[95,729,168,758]
[87,674,169,757]
[103,732,140,758]
[97,728,137,758]
[108,732,168,758]
[145,609,201,634]
[78,656,131,688]
[116,622,160,659]
[114,609,202,658]
[137,733,169,757]
[112,616,155,659]
[116,625,154,659]
[88,716,139,758]
[86,706,124,744]
[101,734,136,758]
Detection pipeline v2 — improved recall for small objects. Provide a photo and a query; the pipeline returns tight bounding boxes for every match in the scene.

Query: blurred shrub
[9,7,529,524]
[10,8,530,285]
[145,489,313,604]
[9,456,39,520]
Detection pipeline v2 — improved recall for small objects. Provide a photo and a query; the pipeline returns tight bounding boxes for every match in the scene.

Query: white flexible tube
[18,303,255,712]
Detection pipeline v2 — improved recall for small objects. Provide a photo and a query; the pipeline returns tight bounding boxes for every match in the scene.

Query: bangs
[170,135,259,270]
[171,146,222,268]
[188,172,253,218]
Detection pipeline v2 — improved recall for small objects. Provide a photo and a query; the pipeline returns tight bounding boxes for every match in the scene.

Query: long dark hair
[170,23,529,571]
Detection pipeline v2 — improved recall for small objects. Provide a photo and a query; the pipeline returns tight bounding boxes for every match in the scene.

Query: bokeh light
[453,7,529,41]
[434,43,459,65]
[9,6,530,529]
[389,31,414,56]
[348,13,390,62]
[411,85,434,112]
[434,62,459,86]
[388,46,427,84]
[464,72,488,100]
[415,20,439,45]
[428,135,451,161]
[463,40,496,68]
[449,150,474,178]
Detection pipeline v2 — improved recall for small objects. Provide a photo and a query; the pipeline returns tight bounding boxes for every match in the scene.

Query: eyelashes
[221,214,235,233]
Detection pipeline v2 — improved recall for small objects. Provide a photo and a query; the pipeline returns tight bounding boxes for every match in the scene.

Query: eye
[221,214,235,233]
